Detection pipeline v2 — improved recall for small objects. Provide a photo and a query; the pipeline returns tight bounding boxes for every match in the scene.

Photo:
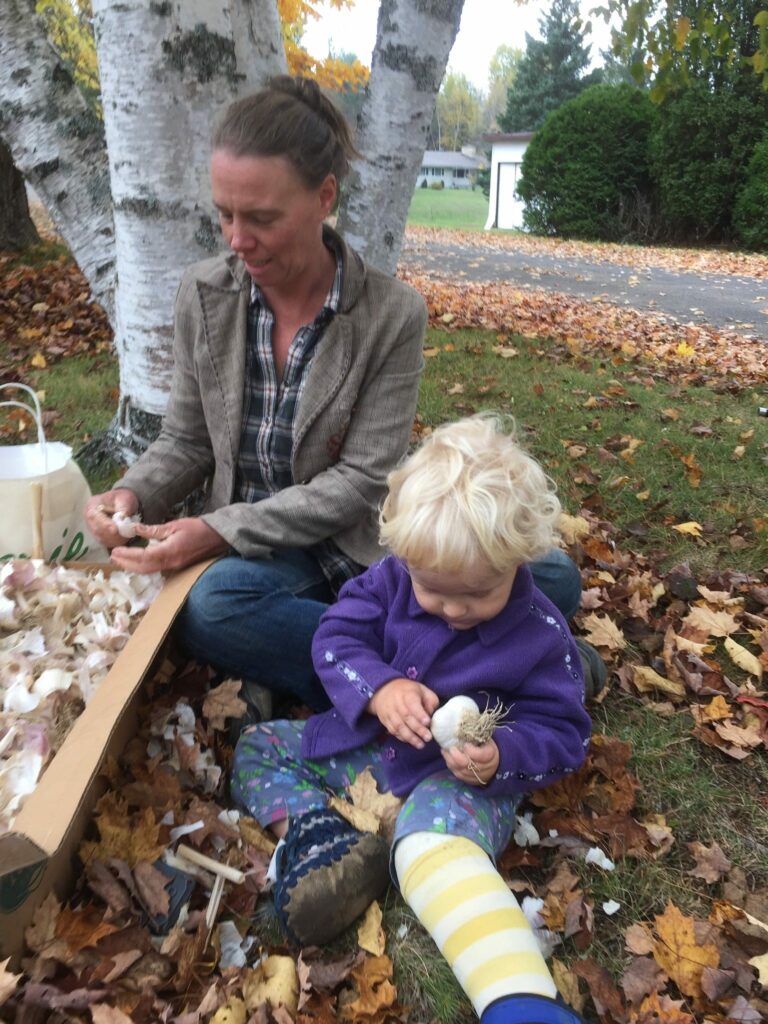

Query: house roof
[420,150,487,170]
[482,132,534,143]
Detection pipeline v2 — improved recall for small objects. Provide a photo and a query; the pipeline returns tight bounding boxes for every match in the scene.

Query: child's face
[409,562,518,630]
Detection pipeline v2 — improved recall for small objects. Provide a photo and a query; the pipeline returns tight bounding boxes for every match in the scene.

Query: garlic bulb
[430,695,506,750]
[430,696,481,749]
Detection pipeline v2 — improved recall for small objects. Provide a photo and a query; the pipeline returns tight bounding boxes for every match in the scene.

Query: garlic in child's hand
[112,511,141,539]
[430,695,503,749]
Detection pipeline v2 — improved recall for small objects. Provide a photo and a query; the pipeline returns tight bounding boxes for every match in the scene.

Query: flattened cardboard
[0,559,214,961]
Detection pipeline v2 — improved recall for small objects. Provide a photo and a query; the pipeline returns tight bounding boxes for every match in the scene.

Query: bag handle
[0,382,47,460]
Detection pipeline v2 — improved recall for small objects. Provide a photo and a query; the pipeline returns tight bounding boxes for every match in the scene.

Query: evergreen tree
[499,0,602,132]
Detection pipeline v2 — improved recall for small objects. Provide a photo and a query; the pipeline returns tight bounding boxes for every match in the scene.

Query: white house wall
[485,140,529,230]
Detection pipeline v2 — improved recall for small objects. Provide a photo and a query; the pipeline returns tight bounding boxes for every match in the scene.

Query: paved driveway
[399,237,768,342]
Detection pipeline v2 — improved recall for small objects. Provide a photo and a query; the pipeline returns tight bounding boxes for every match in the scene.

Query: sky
[303,0,614,92]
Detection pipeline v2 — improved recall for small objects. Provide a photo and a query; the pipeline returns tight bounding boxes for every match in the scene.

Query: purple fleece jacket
[302,556,591,798]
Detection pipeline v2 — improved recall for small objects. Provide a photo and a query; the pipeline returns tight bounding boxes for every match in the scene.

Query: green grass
[407,187,490,231]
[419,328,768,574]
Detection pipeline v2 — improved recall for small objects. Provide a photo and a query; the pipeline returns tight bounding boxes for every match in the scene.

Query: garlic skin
[430,696,481,749]
[112,511,142,539]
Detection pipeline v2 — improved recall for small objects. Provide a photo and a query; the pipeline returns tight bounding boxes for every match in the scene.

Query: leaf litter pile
[3,506,768,1023]
[2,241,768,1021]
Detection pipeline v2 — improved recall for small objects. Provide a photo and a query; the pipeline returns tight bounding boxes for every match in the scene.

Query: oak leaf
[652,902,719,998]
[202,678,247,730]
[686,841,732,884]
[621,956,665,1005]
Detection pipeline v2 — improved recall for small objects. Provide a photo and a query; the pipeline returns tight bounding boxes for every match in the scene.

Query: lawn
[2,242,768,1023]
[407,185,490,231]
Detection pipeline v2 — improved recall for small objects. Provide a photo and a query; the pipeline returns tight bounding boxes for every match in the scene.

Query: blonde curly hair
[379,414,561,574]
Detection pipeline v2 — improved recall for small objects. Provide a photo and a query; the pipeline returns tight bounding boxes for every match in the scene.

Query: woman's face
[211,149,336,292]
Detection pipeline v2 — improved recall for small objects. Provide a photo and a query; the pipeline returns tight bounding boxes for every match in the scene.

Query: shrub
[733,138,768,251]
[649,81,768,243]
[517,83,657,241]
[420,178,428,189]
[429,180,445,190]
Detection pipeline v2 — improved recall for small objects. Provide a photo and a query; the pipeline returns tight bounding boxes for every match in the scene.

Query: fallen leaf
[671,521,703,538]
[686,841,732,883]
[632,665,685,699]
[202,678,247,730]
[748,951,768,987]
[581,613,627,652]
[724,637,763,680]
[0,958,22,1009]
[682,605,740,638]
[244,955,299,1015]
[347,768,403,844]
[652,902,719,998]
[357,900,386,956]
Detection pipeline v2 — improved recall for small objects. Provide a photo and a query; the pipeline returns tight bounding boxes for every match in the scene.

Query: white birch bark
[0,0,116,320]
[90,0,285,440]
[336,0,466,274]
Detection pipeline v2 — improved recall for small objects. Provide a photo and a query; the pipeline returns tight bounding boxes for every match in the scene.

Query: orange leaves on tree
[278,0,369,92]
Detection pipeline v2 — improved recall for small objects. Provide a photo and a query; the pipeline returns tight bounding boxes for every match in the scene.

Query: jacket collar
[406,563,536,646]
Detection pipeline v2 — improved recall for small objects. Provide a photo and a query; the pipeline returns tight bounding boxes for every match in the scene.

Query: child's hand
[442,740,499,786]
[367,678,440,749]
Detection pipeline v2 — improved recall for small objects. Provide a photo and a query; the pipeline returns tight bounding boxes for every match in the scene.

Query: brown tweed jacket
[119,229,427,566]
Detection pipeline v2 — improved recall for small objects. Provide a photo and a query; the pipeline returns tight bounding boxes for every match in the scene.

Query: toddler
[232,415,591,1024]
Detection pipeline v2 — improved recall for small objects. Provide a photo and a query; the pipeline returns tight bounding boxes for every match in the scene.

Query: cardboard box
[0,560,213,961]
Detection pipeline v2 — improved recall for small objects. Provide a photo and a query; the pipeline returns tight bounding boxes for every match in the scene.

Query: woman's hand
[367,678,440,749]
[84,488,139,548]
[109,517,228,573]
[442,740,500,786]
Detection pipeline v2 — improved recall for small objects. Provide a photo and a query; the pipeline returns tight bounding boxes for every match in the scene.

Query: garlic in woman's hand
[112,511,142,539]
[430,695,503,750]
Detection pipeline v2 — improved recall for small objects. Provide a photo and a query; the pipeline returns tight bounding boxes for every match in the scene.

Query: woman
[86,76,590,716]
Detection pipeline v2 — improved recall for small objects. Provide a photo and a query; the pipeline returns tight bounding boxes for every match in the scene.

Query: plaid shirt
[234,239,362,593]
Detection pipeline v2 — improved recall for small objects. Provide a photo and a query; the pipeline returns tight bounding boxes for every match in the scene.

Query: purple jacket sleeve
[483,629,591,798]
[311,563,403,729]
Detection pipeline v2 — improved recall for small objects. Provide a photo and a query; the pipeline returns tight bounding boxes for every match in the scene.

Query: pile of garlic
[0,559,163,832]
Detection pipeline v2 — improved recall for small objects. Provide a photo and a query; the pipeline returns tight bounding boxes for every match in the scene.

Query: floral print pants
[231,719,521,865]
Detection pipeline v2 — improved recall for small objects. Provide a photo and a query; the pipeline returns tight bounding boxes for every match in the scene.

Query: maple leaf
[339,955,400,1022]
[625,922,656,956]
[682,605,740,638]
[357,901,386,956]
[202,678,247,730]
[652,902,719,998]
[686,841,732,883]
[55,905,119,953]
[82,797,165,867]
[346,767,403,844]
[571,958,626,1020]
[0,958,22,1009]
[581,612,627,651]
[632,991,695,1023]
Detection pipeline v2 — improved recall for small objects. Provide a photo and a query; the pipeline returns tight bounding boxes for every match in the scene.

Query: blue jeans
[176,547,581,708]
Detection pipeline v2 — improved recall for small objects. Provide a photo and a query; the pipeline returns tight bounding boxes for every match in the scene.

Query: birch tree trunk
[0,139,39,251]
[91,0,285,454]
[0,0,115,320]
[336,0,466,274]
